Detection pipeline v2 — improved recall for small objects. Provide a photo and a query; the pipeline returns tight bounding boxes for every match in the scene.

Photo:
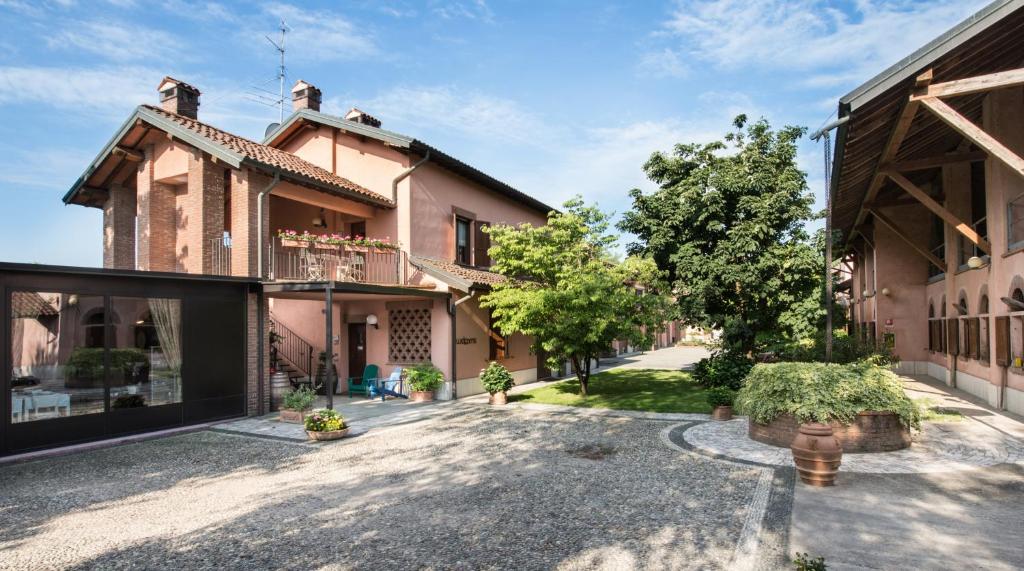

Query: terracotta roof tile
[12,291,58,319]
[412,257,506,288]
[142,105,393,207]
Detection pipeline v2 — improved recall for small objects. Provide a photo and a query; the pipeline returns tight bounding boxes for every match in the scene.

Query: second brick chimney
[292,79,321,112]
[158,76,200,119]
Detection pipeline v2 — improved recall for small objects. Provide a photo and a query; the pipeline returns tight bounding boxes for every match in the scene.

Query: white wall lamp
[967,256,988,270]
[366,314,379,329]
[881,287,891,297]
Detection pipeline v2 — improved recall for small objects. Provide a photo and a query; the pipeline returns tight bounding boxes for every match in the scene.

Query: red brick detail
[246,292,271,415]
[184,150,225,274]
[136,145,176,272]
[749,412,911,452]
[103,183,136,269]
[230,169,271,278]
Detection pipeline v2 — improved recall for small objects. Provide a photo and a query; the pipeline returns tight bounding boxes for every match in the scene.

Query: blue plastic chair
[348,364,379,398]
[375,367,407,402]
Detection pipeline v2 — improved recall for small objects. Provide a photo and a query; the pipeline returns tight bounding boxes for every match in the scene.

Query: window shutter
[995,316,1010,366]
[969,318,980,359]
[927,321,935,352]
[946,318,959,356]
[474,221,491,267]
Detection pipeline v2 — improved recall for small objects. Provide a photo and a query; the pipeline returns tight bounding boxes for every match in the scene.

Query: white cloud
[660,0,990,86]
[260,3,378,62]
[430,0,494,23]
[0,66,162,115]
[637,48,689,79]
[46,20,182,62]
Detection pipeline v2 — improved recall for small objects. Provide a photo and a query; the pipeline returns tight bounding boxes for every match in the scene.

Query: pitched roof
[64,106,395,209]
[11,291,58,319]
[411,256,505,291]
[142,106,392,206]
[264,109,555,215]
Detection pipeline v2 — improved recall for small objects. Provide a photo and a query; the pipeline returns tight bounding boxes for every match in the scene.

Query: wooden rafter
[883,170,992,255]
[918,96,1024,180]
[914,67,1024,100]
[882,150,987,172]
[870,208,945,271]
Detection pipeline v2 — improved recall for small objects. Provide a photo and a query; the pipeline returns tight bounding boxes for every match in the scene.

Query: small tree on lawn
[481,197,671,396]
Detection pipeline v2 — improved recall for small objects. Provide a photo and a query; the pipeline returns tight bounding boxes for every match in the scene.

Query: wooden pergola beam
[883,169,991,255]
[914,67,1024,100]
[882,150,987,172]
[870,208,945,271]
[918,96,1024,180]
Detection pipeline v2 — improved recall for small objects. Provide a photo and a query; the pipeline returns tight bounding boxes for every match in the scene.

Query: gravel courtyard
[0,405,775,570]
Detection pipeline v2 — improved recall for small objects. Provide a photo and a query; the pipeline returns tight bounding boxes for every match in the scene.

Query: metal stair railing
[269,314,316,384]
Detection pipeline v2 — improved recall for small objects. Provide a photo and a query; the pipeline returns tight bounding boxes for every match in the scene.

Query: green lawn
[511,368,711,413]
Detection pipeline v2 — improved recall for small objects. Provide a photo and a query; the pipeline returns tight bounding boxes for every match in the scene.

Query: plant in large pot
[407,363,444,402]
[480,361,515,405]
[279,386,316,423]
[706,387,735,420]
[304,408,348,441]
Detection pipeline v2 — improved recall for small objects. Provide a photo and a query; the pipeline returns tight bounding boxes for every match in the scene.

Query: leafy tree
[481,198,671,396]
[619,115,819,354]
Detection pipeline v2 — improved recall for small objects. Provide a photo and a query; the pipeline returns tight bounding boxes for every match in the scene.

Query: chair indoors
[347,364,379,398]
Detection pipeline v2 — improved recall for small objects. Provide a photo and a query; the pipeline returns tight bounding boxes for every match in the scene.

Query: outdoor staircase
[269,315,317,386]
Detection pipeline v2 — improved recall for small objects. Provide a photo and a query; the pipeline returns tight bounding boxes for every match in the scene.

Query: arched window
[928,301,935,318]
[134,311,160,349]
[980,294,989,314]
[941,295,947,317]
[1014,288,1024,304]
[83,311,105,348]
[958,291,969,315]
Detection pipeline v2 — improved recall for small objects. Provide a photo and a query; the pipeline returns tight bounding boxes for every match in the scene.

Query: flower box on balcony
[280,238,311,248]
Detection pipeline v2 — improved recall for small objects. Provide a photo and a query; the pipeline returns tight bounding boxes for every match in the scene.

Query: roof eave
[239,157,395,209]
[409,257,475,291]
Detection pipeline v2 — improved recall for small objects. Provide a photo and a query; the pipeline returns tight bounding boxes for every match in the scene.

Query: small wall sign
[456,337,477,345]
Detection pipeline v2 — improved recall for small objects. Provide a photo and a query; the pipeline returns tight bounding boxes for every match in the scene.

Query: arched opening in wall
[941,295,947,317]
[134,310,160,350]
[1006,280,1024,368]
[957,290,973,360]
[927,299,938,352]
[976,287,989,363]
[82,309,119,349]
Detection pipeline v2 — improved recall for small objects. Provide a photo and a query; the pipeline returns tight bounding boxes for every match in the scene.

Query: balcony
[267,237,408,284]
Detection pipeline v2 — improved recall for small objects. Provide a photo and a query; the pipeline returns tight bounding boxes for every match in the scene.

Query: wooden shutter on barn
[474,221,491,268]
[995,316,1010,366]
[969,318,980,359]
[946,318,959,356]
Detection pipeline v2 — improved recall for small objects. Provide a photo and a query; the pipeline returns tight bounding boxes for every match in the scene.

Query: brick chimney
[345,108,382,128]
[158,76,200,119]
[291,80,321,112]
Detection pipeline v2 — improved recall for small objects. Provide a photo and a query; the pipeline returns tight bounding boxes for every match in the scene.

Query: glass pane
[109,297,182,408]
[456,218,470,264]
[11,292,105,423]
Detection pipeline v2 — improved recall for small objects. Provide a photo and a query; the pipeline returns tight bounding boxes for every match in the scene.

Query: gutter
[448,291,477,401]
[256,171,282,280]
[391,150,430,203]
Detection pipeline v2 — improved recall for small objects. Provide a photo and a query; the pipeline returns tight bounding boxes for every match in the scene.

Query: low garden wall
[748,411,911,452]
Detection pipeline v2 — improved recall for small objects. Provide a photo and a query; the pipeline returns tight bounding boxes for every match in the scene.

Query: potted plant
[304,408,349,441]
[407,363,444,402]
[480,361,515,405]
[707,387,735,420]
[279,386,316,423]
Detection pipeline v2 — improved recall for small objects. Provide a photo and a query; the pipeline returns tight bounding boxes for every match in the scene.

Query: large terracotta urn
[790,422,843,486]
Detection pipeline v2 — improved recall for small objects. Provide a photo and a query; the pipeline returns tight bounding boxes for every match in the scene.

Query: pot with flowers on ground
[279,386,316,424]
[407,363,444,402]
[305,409,349,441]
[706,387,735,420]
[480,361,515,405]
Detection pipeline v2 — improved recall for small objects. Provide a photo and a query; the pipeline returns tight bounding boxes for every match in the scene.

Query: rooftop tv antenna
[246,20,290,122]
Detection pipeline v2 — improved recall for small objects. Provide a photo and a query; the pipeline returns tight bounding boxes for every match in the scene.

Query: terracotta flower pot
[712,405,733,421]
[279,409,308,424]
[280,239,310,248]
[489,391,508,405]
[306,427,349,441]
[410,391,434,402]
[791,422,843,487]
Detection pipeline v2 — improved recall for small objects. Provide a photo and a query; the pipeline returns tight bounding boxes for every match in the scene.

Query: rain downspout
[391,150,430,204]
[256,171,281,280]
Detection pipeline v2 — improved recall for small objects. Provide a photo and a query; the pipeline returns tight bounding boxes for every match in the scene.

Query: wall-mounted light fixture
[967,256,988,270]
[366,314,379,329]
[881,287,891,297]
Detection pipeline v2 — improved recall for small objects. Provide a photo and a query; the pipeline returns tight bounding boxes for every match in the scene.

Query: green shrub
[773,330,898,366]
[112,394,146,408]
[736,362,920,429]
[480,362,515,395]
[793,552,827,571]
[693,350,754,390]
[65,347,150,379]
[304,409,345,432]
[706,387,735,408]
[282,386,316,411]
[407,363,444,392]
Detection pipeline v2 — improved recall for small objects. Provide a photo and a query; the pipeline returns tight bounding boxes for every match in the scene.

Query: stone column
[102,183,136,269]
[230,168,272,278]
[185,150,225,274]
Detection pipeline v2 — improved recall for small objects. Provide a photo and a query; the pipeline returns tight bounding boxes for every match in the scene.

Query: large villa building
[832,0,1024,416]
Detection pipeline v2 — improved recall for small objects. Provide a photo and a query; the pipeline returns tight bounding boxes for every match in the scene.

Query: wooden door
[348,323,367,381]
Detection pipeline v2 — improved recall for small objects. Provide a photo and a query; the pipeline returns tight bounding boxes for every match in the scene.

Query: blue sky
[0,0,991,265]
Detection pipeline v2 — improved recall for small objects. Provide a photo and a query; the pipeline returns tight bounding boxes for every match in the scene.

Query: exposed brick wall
[749,412,911,452]
[102,183,136,269]
[184,150,225,274]
[246,292,271,416]
[135,145,176,272]
[231,169,271,277]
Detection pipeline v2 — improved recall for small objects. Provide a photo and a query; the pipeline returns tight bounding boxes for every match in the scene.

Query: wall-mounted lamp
[967,256,988,270]
[312,208,328,228]
[863,289,875,298]
[881,287,891,297]
[366,314,379,329]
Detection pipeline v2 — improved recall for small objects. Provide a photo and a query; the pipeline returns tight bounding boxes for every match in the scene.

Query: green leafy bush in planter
[706,387,735,408]
[112,394,146,409]
[693,350,754,390]
[772,330,898,366]
[736,362,920,429]
[407,363,444,392]
[282,386,316,411]
[480,362,515,395]
[304,409,346,432]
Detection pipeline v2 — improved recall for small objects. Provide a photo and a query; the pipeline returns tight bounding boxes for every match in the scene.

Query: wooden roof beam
[883,169,991,255]
[914,67,1024,100]
[918,96,1024,180]
[882,150,987,172]
[870,208,945,271]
